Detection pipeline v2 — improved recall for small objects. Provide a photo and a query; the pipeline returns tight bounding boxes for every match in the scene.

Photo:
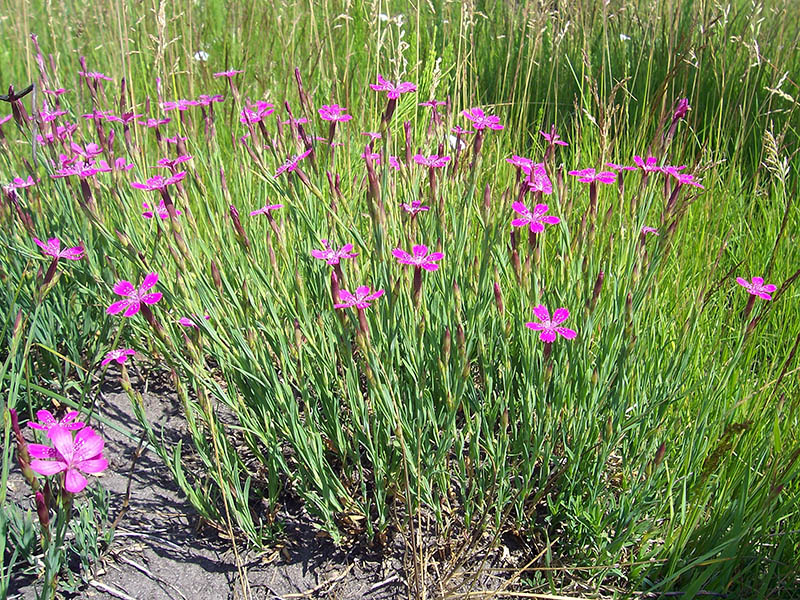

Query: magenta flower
[334,286,385,309]
[525,305,577,343]
[451,125,473,135]
[177,315,210,328]
[101,348,136,366]
[401,200,430,215]
[33,237,85,261]
[240,101,275,124]
[507,155,534,170]
[318,104,352,122]
[43,88,69,97]
[139,117,170,128]
[413,153,451,168]
[1,114,13,126]
[392,244,444,271]
[8,176,38,190]
[673,98,690,120]
[361,151,381,162]
[605,162,637,172]
[633,155,662,173]
[274,149,312,177]
[523,163,553,195]
[142,200,182,219]
[461,107,503,131]
[362,131,381,140]
[51,161,104,179]
[250,203,283,216]
[162,99,200,112]
[214,69,243,78]
[105,111,142,124]
[130,172,186,192]
[540,127,568,146]
[40,108,67,122]
[111,157,134,171]
[36,123,77,145]
[79,71,113,82]
[156,155,193,169]
[663,166,704,188]
[641,226,659,236]
[107,273,162,317]
[164,135,188,145]
[28,425,108,493]
[736,276,776,301]
[511,201,560,233]
[311,240,358,265]
[196,94,224,106]
[370,74,417,99]
[567,168,617,184]
[419,99,446,108]
[28,410,85,432]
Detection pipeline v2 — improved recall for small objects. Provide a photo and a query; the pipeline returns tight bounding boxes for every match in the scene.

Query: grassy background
[1,0,799,597]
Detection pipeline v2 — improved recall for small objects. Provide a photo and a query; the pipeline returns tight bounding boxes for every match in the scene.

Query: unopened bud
[442,327,451,362]
[493,281,504,315]
[654,442,666,468]
[211,260,223,294]
[590,270,604,311]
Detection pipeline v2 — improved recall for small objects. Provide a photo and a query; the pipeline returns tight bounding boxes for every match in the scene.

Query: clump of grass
[1,0,799,597]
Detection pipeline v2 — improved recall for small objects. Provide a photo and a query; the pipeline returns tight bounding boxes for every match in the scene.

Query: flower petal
[48,426,75,462]
[532,304,550,322]
[77,457,108,474]
[139,272,159,292]
[539,329,556,343]
[64,468,88,493]
[552,308,570,324]
[30,459,68,476]
[141,292,162,305]
[556,327,577,339]
[122,301,141,317]
[74,428,104,461]
[113,280,135,296]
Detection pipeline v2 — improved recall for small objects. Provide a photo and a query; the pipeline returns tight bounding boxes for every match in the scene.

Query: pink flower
[522,163,553,195]
[40,108,67,122]
[736,276,776,301]
[177,315,210,328]
[633,155,661,173]
[361,151,381,162]
[79,71,113,82]
[249,203,283,216]
[105,111,142,124]
[196,94,224,106]
[413,153,451,168]
[567,168,617,184]
[156,155,193,169]
[36,123,77,145]
[162,99,199,112]
[164,135,188,145]
[311,240,358,265]
[391,244,444,271]
[111,157,135,171]
[240,101,275,124]
[318,104,352,122]
[43,88,69,97]
[507,155,534,170]
[28,410,85,432]
[401,200,430,215]
[525,305,577,343]
[362,131,381,140]
[419,99,446,108]
[33,237,85,261]
[334,286,385,309]
[451,126,473,135]
[8,176,38,190]
[605,162,637,172]
[101,348,136,366]
[274,149,312,177]
[663,166,704,188]
[540,127,568,146]
[641,226,659,236]
[214,69,243,78]
[142,200,182,219]
[370,74,417,99]
[107,273,162,317]
[461,107,503,131]
[28,425,108,493]
[51,161,104,179]
[139,117,170,128]
[1,114,14,126]
[130,172,186,191]
[511,201,560,233]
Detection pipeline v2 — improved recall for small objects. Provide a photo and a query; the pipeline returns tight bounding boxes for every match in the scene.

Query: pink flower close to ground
[101,349,136,366]
[567,168,617,184]
[736,276,776,301]
[107,273,162,317]
[413,153,451,168]
[401,200,430,215]
[461,107,503,130]
[33,237,85,261]
[392,244,444,271]
[8,176,38,190]
[28,425,108,493]
[28,410,85,432]
[370,75,417,99]
[130,172,186,192]
[511,201,560,233]
[142,200,182,219]
[334,286,385,309]
[525,305,577,343]
[633,155,661,173]
[318,104,352,122]
[274,149,312,177]
[249,203,283,216]
[311,240,358,265]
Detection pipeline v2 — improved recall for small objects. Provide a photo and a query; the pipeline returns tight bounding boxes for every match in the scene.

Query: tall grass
[1,0,799,597]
